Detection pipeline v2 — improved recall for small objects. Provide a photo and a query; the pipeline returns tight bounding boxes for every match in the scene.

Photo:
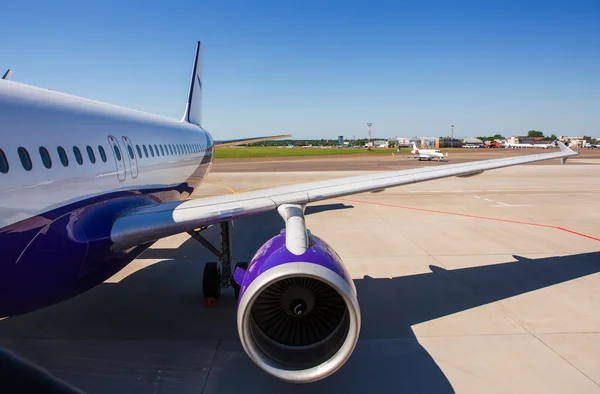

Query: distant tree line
[475,131,563,141]
[248,140,336,147]
[248,138,388,147]
[476,134,506,142]
[248,132,597,147]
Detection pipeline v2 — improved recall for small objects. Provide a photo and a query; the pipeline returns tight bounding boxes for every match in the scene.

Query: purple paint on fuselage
[0,157,212,317]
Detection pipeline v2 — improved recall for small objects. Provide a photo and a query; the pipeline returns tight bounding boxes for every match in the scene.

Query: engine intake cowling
[236,231,360,383]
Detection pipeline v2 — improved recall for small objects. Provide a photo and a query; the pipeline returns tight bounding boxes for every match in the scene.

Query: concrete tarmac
[1,159,600,393]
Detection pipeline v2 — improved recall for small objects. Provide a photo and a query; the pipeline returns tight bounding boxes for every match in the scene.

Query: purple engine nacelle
[234,230,361,383]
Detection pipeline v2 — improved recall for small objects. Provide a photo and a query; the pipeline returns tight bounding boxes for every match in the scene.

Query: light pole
[367,123,372,150]
[451,125,454,147]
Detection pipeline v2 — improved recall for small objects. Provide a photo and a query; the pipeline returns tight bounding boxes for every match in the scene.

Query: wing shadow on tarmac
[0,210,599,393]
[304,203,354,215]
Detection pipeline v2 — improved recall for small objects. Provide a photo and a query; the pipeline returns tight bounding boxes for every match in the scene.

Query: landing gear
[233,262,248,300]
[189,221,234,305]
[202,262,221,304]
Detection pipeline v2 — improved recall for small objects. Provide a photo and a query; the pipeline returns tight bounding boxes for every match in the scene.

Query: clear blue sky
[2,0,599,139]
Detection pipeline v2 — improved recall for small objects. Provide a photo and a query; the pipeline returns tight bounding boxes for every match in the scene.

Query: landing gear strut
[189,222,248,304]
[189,221,234,305]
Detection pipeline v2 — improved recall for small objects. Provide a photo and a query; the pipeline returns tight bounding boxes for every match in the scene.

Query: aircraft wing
[111,142,577,249]
[213,134,291,146]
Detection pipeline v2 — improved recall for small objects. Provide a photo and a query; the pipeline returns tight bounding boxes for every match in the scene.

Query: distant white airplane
[505,142,534,148]
[532,141,557,149]
[409,142,448,161]
[505,141,556,149]
[0,41,579,384]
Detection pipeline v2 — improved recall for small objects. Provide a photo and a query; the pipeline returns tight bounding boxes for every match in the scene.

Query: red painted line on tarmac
[554,227,600,242]
[338,197,600,243]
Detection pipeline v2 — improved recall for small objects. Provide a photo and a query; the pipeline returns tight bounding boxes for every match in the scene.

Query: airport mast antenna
[451,125,454,141]
[367,123,372,150]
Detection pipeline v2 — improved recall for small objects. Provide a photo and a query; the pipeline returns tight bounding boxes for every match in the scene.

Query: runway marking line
[202,183,239,194]
[203,182,299,195]
[338,197,600,243]
[475,195,513,207]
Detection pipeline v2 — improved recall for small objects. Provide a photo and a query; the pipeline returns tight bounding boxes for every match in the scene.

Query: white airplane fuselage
[533,143,556,149]
[410,143,445,161]
[0,80,213,316]
[505,143,534,148]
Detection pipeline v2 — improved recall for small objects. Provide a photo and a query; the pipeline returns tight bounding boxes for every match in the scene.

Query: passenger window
[154,144,160,156]
[39,146,52,169]
[143,145,148,158]
[169,145,174,155]
[159,145,165,156]
[127,145,134,160]
[57,146,69,166]
[0,148,9,173]
[149,145,155,157]
[163,144,168,155]
[18,147,33,171]
[113,145,122,161]
[73,146,84,165]
[98,145,107,162]
[86,146,96,164]
[178,144,182,154]
[136,145,142,158]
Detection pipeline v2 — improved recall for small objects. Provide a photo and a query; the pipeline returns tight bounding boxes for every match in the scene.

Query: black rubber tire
[233,262,248,300]
[203,262,221,300]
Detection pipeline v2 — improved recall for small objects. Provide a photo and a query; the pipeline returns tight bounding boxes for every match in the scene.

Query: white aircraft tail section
[182,42,203,126]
